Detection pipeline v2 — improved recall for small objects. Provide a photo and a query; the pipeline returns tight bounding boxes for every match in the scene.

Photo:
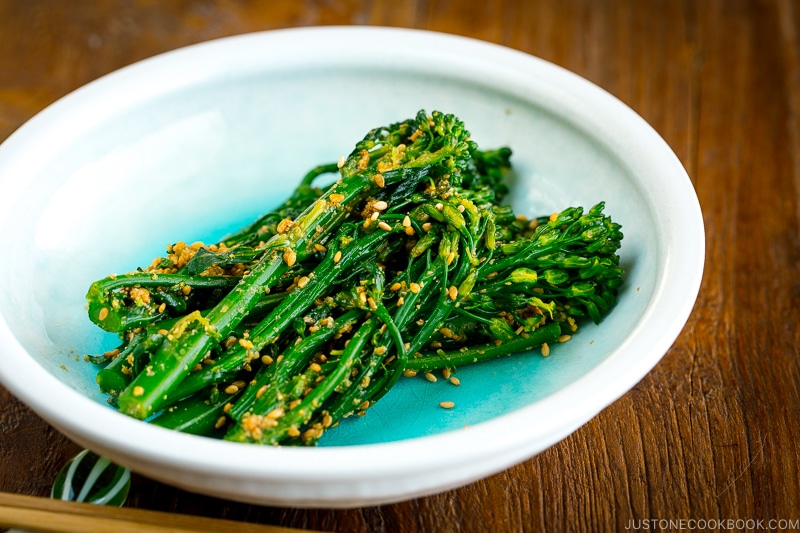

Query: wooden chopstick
[0,492,324,533]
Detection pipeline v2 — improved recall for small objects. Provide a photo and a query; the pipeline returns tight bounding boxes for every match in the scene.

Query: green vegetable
[84,110,624,445]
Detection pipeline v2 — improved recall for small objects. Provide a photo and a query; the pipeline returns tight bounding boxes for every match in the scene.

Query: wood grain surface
[1,1,799,531]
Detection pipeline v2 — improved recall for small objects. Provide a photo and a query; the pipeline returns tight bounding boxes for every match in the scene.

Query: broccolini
[85,110,624,445]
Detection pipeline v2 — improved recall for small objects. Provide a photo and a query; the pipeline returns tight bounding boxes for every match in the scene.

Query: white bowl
[0,27,704,507]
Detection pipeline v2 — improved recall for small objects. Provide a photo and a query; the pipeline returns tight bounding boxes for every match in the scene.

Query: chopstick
[0,492,324,533]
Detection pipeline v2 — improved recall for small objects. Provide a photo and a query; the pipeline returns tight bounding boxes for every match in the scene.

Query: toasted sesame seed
[297,276,310,288]
[367,296,377,310]
[402,215,412,227]
[373,173,385,188]
[283,249,297,267]
[457,204,465,213]
[309,363,322,373]
[373,200,388,211]
[549,212,558,222]
[158,303,167,313]
[439,401,455,409]
[287,426,301,437]
[541,342,551,357]
[314,243,327,253]
[261,355,274,365]
[422,222,432,232]
[370,211,380,221]
[223,402,233,413]
[403,369,417,377]
[359,400,370,410]
[378,221,392,231]
[390,282,402,291]
[440,327,454,338]
[256,385,268,399]
[449,377,461,386]
[361,376,371,388]
[396,296,405,307]
[435,202,443,210]
[442,368,451,379]
[322,413,333,428]
[276,217,293,234]
[333,250,342,263]
[98,307,109,321]
[330,193,345,205]
[158,329,169,336]
[448,286,458,301]
[267,407,285,419]
[337,154,345,168]
[375,346,387,356]
[224,384,240,395]
[132,386,145,397]
[215,416,227,429]
[558,334,572,343]
[424,371,437,383]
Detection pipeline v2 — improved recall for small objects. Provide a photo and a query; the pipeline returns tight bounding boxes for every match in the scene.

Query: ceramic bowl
[0,27,704,507]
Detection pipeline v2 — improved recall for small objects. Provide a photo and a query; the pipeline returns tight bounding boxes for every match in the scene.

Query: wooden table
[1,1,798,531]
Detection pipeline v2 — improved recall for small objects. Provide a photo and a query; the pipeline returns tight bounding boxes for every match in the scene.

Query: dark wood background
[1,1,799,531]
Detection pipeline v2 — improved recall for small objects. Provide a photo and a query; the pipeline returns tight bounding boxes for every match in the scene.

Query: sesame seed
[98,307,109,321]
[371,211,380,220]
[440,327,454,338]
[549,212,558,222]
[224,384,240,395]
[409,282,420,293]
[422,222,432,232]
[256,385,268,398]
[449,377,461,386]
[276,217,293,234]
[558,334,572,343]
[373,173,385,188]
[359,400,370,410]
[330,193,345,204]
[314,243,327,252]
[267,407,285,419]
[322,414,333,428]
[158,303,167,313]
[309,363,322,372]
[448,286,458,300]
[132,386,145,397]
[402,215,412,227]
[378,221,392,231]
[439,401,455,409]
[297,276,310,288]
[375,346,387,356]
[435,202,443,210]
[158,329,169,336]
[333,250,342,263]
[215,416,227,429]
[403,369,417,377]
[541,342,551,357]
[442,368,451,379]
[261,355,274,365]
[405,226,415,236]
[424,371,437,383]
[361,376,371,388]
[283,249,297,267]
[457,204,465,213]
[287,426,301,437]
[223,402,233,413]
[373,200,388,211]
[337,154,345,168]
[390,282,402,291]
[396,296,405,307]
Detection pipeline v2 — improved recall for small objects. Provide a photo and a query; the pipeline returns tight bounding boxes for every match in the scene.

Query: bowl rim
[0,26,704,503]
